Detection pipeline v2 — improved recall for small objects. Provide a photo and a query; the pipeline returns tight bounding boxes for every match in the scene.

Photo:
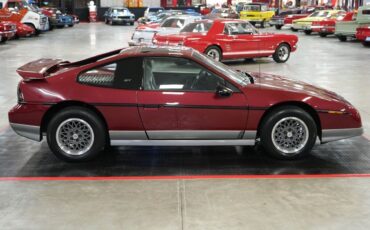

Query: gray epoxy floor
[0,23,370,229]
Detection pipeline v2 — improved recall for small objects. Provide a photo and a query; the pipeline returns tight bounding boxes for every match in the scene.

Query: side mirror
[216,85,233,97]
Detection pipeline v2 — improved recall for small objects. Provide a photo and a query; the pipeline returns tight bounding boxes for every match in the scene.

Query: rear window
[161,18,185,28]
[181,22,213,32]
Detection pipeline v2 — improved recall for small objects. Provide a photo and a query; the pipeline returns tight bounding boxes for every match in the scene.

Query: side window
[225,23,254,35]
[143,57,229,92]
[77,57,143,90]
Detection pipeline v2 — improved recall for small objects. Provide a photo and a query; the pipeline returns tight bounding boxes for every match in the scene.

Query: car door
[138,56,248,140]
[221,22,260,58]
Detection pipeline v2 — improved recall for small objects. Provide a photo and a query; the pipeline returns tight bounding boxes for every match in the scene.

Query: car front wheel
[205,46,222,61]
[304,30,312,35]
[47,107,106,162]
[272,43,290,63]
[337,35,347,42]
[260,106,317,160]
[362,41,370,47]
[275,25,282,30]
[319,32,327,37]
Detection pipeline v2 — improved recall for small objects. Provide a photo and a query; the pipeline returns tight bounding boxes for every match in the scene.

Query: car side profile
[8,46,363,162]
[153,19,298,63]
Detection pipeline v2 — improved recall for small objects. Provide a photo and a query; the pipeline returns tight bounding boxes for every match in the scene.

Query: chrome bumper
[321,127,363,143]
[10,123,41,141]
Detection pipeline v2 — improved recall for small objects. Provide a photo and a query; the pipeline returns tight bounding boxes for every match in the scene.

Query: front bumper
[292,23,312,31]
[0,30,16,39]
[269,19,284,26]
[321,127,363,143]
[112,18,135,24]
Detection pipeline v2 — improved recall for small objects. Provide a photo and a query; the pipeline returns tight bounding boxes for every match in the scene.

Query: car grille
[118,16,130,19]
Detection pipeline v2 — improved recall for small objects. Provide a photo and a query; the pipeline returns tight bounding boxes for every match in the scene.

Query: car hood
[248,72,346,102]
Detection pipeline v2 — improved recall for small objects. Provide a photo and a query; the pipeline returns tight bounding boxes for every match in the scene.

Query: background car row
[0,0,78,44]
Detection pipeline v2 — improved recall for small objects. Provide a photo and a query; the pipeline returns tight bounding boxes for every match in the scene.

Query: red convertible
[8,46,363,162]
[311,12,354,37]
[356,25,370,46]
[0,20,16,43]
[153,19,298,63]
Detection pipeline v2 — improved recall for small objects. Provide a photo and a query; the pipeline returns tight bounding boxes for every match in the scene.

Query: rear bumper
[10,123,41,141]
[321,127,363,143]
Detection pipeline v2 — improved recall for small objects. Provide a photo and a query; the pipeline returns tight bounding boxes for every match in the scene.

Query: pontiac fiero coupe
[9,46,363,162]
[153,19,298,63]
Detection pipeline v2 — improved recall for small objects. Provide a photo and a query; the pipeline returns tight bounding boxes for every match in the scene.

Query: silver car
[129,15,202,46]
[104,7,135,25]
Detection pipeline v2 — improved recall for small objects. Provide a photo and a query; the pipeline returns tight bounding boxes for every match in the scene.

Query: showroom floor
[0,23,370,229]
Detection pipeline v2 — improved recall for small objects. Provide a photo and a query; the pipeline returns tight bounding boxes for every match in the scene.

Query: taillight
[17,83,24,104]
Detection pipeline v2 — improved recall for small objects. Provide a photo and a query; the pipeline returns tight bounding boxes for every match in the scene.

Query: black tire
[275,25,282,30]
[130,22,134,26]
[291,27,298,32]
[25,23,40,36]
[260,20,265,28]
[362,41,370,47]
[105,18,109,24]
[272,43,291,63]
[260,106,317,160]
[304,30,312,35]
[46,106,106,162]
[68,24,74,27]
[0,37,7,43]
[319,32,327,37]
[204,46,222,61]
[337,35,347,42]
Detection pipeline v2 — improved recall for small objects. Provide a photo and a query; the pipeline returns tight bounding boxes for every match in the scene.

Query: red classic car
[311,12,354,37]
[0,20,16,43]
[12,21,34,38]
[8,46,363,162]
[153,19,298,63]
[356,25,370,46]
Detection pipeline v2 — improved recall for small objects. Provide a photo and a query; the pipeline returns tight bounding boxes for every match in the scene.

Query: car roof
[120,46,193,57]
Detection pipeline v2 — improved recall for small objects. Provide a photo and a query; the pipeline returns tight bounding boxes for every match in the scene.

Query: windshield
[149,7,163,12]
[243,5,262,11]
[310,11,330,17]
[193,51,250,86]
[181,22,213,32]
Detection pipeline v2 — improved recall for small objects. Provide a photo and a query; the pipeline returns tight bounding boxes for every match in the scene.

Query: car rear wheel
[260,106,317,160]
[0,37,7,43]
[291,27,298,32]
[272,43,290,63]
[130,22,134,26]
[304,30,312,35]
[275,25,282,30]
[319,32,327,37]
[337,35,347,42]
[47,107,106,162]
[205,46,222,62]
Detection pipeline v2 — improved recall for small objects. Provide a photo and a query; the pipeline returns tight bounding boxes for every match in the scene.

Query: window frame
[142,56,240,93]
[76,57,143,90]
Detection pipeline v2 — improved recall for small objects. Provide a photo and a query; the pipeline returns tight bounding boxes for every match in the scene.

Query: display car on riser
[292,10,345,35]
[153,19,298,63]
[335,6,370,42]
[356,25,370,46]
[41,7,74,28]
[311,12,354,37]
[8,46,363,162]
[0,20,15,42]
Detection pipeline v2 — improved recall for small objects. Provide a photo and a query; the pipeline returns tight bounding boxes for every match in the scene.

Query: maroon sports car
[9,46,363,162]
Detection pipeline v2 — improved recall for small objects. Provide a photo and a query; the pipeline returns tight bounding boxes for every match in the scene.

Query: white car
[129,15,202,46]
[144,7,164,18]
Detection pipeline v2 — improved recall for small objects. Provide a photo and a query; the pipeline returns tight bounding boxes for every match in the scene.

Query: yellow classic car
[239,3,275,28]
[292,10,346,34]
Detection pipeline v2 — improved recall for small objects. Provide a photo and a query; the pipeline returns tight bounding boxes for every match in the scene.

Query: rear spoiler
[16,58,68,80]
